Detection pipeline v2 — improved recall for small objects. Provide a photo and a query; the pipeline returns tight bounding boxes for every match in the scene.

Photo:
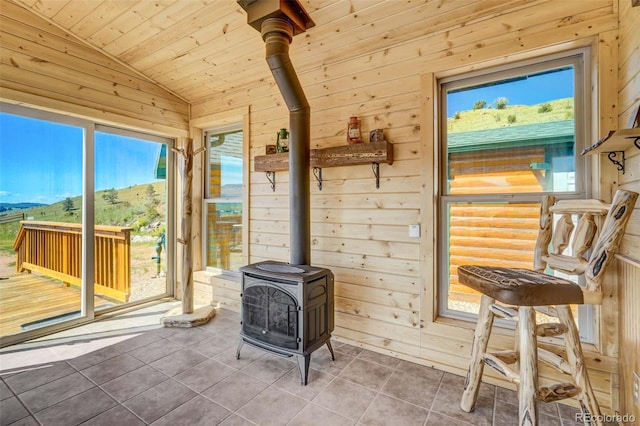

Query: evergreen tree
[145,184,160,221]
[102,188,119,205]
[62,197,74,212]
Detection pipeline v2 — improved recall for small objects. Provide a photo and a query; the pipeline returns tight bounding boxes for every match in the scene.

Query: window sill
[194,269,240,284]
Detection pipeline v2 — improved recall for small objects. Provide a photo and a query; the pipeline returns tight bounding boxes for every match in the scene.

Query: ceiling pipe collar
[261,18,293,43]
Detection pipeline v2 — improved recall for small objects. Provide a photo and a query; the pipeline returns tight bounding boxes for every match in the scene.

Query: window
[204,126,244,271]
[438,50,594,341]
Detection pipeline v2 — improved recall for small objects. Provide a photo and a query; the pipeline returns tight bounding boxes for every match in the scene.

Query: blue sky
[0,113,244,205]
[0,113,164,205]
[446,68,574,117]
[1,68,572,205]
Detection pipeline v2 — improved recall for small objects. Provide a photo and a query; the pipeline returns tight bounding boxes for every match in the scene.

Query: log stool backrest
[534,190,638,293]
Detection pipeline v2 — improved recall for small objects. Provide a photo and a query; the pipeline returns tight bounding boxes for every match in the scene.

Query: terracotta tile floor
[0,302,583,426]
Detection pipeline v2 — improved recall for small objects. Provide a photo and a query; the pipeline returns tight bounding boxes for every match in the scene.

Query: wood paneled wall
[191,0,628,414]
[2,0,634,417]
[616,0,640,421]
[0,0,189,136]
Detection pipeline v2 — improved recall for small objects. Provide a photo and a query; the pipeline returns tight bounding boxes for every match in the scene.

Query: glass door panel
[94,130,169,309]
[0,112,86,338]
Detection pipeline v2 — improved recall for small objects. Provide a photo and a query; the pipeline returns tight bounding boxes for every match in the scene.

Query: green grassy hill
[448,98,574,133]
[0,182,165,253]
[17,182,166,226]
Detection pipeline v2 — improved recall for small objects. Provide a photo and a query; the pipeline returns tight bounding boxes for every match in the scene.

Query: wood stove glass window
[204,126,244,271]
[242,281,298,350]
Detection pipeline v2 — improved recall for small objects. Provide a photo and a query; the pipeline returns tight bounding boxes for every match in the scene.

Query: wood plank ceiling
[8,0,547,105]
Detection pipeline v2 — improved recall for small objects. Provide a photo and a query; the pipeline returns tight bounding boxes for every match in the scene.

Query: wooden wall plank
[4,0,633,414]
[50,0,101,29]
[68,1,138,40]
[0,50,185,125]
[1,0,188,133]
[616,0,640,418]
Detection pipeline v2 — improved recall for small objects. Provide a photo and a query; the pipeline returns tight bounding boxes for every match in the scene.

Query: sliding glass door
[94,127,172,309]
[0,104,174,346]
[0,109,90,341]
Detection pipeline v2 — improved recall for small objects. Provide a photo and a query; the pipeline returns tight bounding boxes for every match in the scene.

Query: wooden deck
[0,272,114,337]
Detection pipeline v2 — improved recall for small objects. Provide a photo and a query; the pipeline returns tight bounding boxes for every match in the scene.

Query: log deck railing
[13,221,132,302]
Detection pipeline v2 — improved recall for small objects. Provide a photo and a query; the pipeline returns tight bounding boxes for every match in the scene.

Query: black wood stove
[236,1,335,385]
[237,261,335,385]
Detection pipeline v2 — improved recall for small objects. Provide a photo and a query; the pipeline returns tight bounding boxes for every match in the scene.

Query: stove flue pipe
[261,18,310,266]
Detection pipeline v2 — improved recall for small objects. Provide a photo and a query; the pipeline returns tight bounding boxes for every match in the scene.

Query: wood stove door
[242,285,299,350]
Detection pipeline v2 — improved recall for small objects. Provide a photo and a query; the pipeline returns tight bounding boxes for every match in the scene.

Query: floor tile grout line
[7,385,40,426]
[308,374,366,424]
[3,311,527,426]
[92,338,252,423]
[70,357,152,425]
[33,359,152,426]
[70,330,221,425]
[227,372,297,424]
[422,366,448,426]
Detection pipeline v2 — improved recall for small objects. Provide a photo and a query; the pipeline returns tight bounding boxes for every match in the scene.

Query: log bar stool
[458,190,638,426]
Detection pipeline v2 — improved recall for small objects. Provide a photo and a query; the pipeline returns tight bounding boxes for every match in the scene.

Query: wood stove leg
[297,353,311,385]
[236,340,244,360]
[326,339,335,361]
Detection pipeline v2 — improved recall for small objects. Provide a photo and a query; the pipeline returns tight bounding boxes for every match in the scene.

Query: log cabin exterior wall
[616,0,640,421]
[1,0,638,417]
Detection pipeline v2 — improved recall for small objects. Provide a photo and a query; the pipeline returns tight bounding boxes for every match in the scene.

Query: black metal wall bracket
[606,151,626,174]
[312,167,323,191]
[311,164,382,190]
[372,162,380,189]
[265,171,276,191]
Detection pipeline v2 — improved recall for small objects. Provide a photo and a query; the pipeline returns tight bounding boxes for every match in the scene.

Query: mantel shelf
[581,128,640,155]
[254,140,393,191]
[255,140,393,171]
[581,128,640,175]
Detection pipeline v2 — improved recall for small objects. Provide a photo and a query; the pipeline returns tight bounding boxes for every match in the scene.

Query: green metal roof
[155,144,167,179]
[448,120,574,153]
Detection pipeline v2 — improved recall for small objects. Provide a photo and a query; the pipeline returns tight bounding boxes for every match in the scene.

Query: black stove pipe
[238,0,313,266]
[260,18,310,266]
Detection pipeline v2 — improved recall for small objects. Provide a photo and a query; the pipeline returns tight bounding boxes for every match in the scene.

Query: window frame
[436,49,595,341]
[202,123,245,274]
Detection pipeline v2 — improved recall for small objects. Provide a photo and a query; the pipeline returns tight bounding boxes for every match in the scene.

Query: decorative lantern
[276,128,289,153]
[347,116,362,144]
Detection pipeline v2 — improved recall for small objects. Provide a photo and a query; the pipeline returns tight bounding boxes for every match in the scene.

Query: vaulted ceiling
[9,0,542,105]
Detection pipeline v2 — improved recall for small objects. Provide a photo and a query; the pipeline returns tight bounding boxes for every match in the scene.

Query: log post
[162,138,214,327]
[181,138,194,314]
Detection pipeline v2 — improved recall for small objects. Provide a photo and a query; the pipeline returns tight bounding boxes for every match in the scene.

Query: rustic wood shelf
[581,128,640,174]
[254,140,393,190]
